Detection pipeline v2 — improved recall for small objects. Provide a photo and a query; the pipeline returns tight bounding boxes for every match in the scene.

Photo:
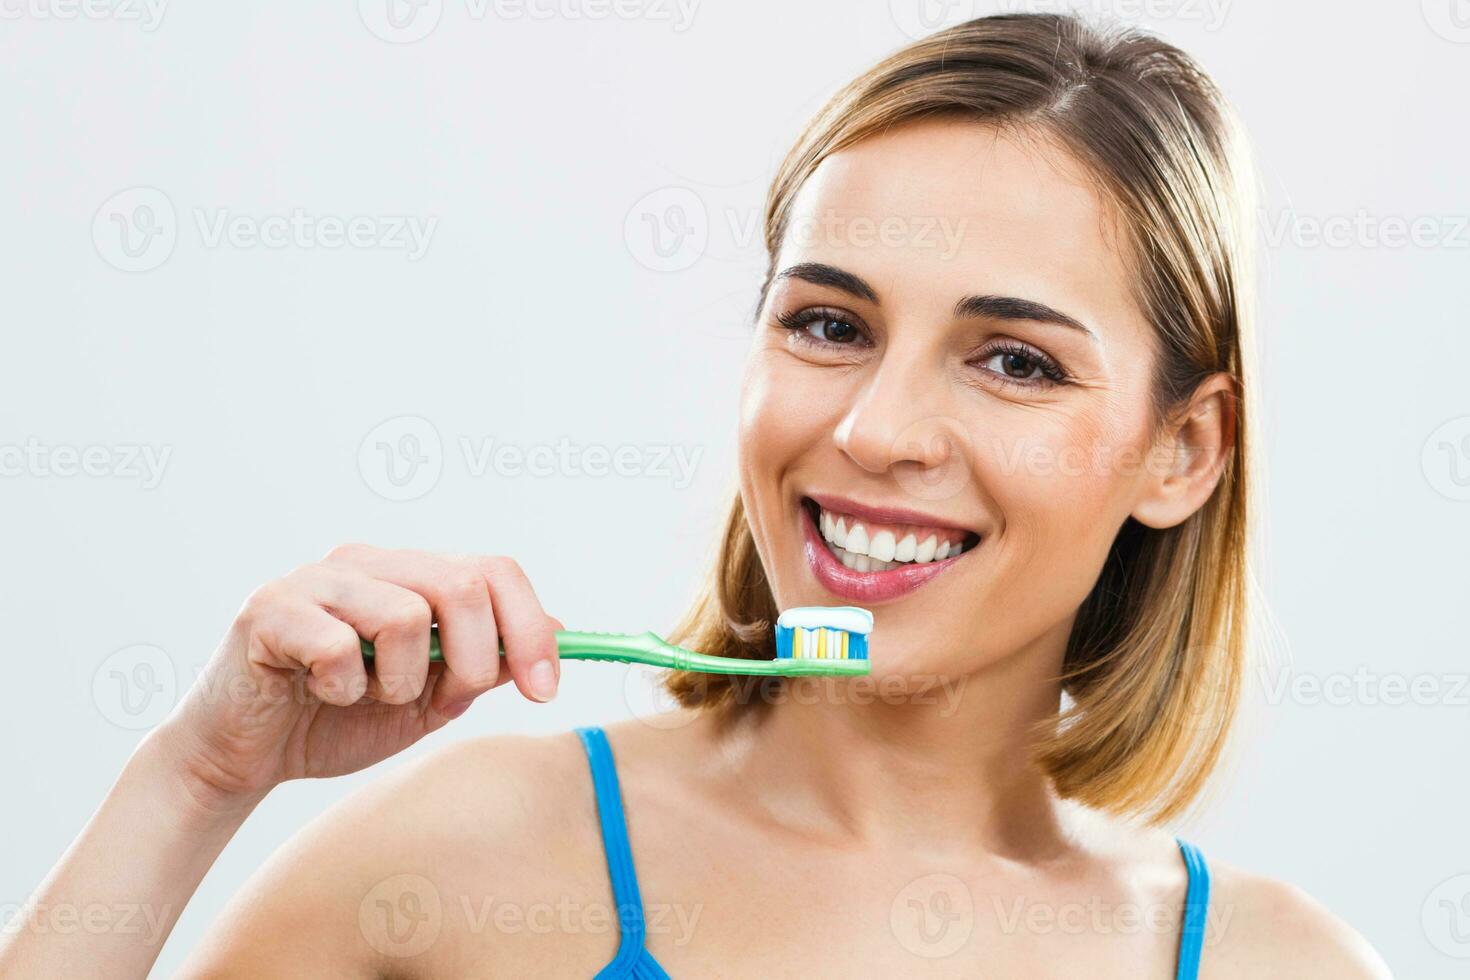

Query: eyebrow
[772,262,879,304]
[771,262,1096,340]
[953,294,1097,340]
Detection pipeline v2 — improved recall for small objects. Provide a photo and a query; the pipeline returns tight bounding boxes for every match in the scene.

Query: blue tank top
[575,726,1210,979]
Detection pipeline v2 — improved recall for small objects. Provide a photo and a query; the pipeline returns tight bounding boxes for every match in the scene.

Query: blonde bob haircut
[665,12,1257,824]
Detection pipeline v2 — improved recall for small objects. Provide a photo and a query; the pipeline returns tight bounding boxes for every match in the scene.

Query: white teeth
[817,506,974,571]
[831,544,910,573]
[894,533,916,562]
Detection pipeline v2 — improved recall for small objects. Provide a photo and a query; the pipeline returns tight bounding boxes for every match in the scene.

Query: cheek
[737,349,838,475]
[977,404,1152,562]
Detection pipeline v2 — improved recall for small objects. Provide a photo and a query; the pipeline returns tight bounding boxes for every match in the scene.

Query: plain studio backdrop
[1,1,1466,975]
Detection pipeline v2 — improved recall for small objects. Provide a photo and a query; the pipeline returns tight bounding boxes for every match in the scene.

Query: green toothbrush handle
[359,627,870,677]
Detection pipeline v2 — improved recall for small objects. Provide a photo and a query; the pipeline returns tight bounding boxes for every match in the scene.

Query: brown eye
[987,351,1042,380]
[975,343,1068,386]
[808,318,859,344]
[774,307,871,350]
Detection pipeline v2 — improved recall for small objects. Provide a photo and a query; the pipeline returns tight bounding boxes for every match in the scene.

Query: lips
[799,496,979,604]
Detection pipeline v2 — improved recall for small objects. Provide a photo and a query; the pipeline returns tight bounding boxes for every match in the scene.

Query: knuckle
[459,660,501,689]
[375,671,423,704]
[281,562,326,589]
[313,629,362,669]
[481,555,525,582]
[500,625,554,657]
[390,593,434,630]
[238,580,287,623]
[314,671,363,705]
[439,568,489,608]
[310,647,344,673]
[322,542,372,565]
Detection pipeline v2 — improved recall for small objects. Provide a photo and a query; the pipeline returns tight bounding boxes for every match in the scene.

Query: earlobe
[1130,375,1237,530]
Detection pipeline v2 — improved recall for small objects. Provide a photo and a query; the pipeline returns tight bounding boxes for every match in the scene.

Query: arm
[0,546,563,979]
[0,730,261,978]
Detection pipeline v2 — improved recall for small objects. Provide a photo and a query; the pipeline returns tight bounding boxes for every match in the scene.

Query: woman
[1,14,1390,978]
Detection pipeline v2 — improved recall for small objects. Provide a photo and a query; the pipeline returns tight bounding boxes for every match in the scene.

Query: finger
[283,564,432,705]
[241,587,368,707]
[322,545,503,716]
[477,556,560,703]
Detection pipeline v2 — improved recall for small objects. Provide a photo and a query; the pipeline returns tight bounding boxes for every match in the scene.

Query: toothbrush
[360,605,874,677]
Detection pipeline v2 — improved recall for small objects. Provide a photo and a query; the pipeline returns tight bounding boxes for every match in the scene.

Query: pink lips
[801,505,967,604]
[806,492,976,536]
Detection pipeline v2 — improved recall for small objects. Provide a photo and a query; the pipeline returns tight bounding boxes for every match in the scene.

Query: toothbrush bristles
[774,625,868,661]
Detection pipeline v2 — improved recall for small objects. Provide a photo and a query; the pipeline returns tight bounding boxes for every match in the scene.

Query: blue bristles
[772,607,873,661]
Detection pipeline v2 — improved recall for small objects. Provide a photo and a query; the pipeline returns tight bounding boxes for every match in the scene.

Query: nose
[832,353,962,477]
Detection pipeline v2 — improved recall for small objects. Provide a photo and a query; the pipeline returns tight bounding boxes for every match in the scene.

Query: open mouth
[798,495,981,603]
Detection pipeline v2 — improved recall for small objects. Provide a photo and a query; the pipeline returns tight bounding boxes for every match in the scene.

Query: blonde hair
[666,13,1257,824]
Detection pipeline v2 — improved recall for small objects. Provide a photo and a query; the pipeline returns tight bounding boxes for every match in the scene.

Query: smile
[799,495,980,604]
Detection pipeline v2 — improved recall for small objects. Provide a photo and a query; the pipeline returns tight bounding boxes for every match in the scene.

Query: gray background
[2,1,1466,975]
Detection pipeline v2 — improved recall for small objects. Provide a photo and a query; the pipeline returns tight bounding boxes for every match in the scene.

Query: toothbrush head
[774,606,873,663]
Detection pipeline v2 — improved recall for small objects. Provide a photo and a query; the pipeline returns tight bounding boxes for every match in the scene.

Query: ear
[1131,373,1237,530]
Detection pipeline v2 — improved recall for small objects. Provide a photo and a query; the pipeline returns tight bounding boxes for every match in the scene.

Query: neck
[716,627,1075,860]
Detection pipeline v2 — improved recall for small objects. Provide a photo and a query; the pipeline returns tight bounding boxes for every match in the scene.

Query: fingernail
[528,660,558,702]
[439,698,474,720]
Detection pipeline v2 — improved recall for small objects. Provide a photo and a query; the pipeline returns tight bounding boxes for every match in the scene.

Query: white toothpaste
[776,606,873,634]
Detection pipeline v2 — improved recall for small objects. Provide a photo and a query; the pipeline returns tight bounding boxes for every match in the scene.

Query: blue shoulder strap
[575,727,671,980]
[575,728,1207,980]
[1174,839,1211,980]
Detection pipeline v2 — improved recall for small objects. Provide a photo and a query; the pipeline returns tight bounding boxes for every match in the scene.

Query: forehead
[776,119,1141,330]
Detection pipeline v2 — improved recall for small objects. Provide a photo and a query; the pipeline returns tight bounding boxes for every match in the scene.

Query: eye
[773,307,870,349]
[805,317,860,344]
[986,350,1044,380]
[974,342,1069,386]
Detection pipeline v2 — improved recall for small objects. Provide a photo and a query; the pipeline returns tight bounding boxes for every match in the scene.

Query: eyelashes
[774,306,870,348]
[772,305,1072,389]
[971,340,1071,386]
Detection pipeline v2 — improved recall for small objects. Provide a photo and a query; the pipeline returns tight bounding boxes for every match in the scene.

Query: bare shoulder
[181,730,617,979]
[1203,861,1393,979]
[1060,814,1393,980]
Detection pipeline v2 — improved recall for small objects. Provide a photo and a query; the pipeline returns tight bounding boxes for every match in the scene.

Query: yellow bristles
[786,625,854,659]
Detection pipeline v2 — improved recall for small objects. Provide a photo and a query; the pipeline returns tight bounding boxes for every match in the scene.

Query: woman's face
[739,119,1175,679]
